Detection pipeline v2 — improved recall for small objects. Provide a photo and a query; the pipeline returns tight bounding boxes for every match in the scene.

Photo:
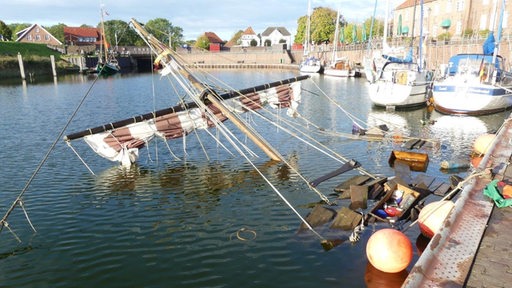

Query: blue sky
[2,0,403,40]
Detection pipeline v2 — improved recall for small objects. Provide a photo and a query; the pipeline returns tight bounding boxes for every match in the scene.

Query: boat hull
[324,68,353,77]
[299,64,324,74]
[369,72,430,108]
[432,81,512,115]
[96,62,120,76]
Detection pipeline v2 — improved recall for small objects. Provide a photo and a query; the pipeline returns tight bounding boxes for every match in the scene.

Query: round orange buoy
[473,133,495,155]
[418,201,454,238]
[366,229,413,273]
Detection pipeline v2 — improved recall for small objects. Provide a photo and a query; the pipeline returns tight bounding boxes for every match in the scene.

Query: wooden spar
[127,19,284,161]
[63,75,308,141]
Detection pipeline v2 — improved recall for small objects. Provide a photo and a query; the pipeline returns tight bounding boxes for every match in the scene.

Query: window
[27,35,32,40]
[45,35,50,40]
[36,34,41,40]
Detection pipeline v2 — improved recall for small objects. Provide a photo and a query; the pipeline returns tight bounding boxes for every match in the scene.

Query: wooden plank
[413,174,435,188]
[349,185,368,209]
[299,205,336,231]
[330,207,363,231]
[333,175,372,193]
[412,140,426,149]
[433,182,452,196]
[428,178,445,192]
[403,139,421,150]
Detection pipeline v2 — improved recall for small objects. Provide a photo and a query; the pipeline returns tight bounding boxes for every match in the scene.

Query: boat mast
[129,19,283,161]
[100,5,108,63]
[304,0,311,56]
[383,0,389,51]
[331,7,340,64]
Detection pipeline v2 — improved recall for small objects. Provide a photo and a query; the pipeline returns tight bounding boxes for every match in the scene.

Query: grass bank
[0,42,78,78]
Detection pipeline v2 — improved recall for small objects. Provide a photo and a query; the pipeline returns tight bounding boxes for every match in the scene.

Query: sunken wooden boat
[388,150,429,172]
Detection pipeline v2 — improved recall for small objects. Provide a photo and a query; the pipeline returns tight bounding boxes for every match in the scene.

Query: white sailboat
[368,0,432,109]
[324,7,357,77]
[431,0,512,115]
[299,0,324,74]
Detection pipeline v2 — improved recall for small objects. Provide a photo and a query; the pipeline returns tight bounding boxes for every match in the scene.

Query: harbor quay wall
[174,40,512,72]
[5,38,512,79]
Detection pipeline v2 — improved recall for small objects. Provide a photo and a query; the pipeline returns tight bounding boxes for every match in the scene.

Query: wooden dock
[403,115,512,287]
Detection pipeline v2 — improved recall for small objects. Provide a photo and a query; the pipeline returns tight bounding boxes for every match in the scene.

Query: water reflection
[364,262,409,288]
[93,154,299,195]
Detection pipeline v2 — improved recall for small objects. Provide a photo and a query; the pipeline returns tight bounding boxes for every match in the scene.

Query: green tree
[144,18,184,49]
[45,23,66,43]
[0,20,12,40]
[102,20,141,46]
[294,6,344,45]
[8,23,31,40]
[195,34,210,50]
[363,17,384,40]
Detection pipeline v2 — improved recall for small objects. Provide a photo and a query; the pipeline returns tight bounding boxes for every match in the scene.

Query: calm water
[0,71,508,287]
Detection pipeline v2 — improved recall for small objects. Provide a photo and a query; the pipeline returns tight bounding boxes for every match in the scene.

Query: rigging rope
[1,74,103,237]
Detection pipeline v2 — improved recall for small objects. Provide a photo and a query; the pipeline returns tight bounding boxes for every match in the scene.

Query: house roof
[204,32,224,43]
[243,27,257,35]
[63,27,100,38]
[261,27,291,37]
[15,23,63,44]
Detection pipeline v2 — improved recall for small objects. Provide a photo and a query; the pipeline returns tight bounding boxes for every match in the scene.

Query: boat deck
[403,116,512,287]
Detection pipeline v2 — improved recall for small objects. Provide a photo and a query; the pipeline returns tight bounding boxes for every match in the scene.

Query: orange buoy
[366,229,413,273]
[473,133,495,155]
[418,201,454,238]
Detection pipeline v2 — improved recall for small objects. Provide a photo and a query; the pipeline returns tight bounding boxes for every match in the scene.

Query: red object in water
[385,206,400,217]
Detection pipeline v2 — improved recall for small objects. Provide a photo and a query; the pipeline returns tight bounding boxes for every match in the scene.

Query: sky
[2,0,403,41]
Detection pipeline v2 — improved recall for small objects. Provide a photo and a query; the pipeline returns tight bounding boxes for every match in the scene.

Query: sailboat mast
[332,7,340,64]
[304,0,311,56]
[129,19,283,161]
[383,0,389,49]
[100,5,108,63]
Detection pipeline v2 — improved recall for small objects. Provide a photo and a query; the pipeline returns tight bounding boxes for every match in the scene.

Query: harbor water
[0,70,508,287]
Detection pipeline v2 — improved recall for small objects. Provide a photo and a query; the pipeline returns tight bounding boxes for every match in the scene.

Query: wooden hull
[388,150,429,172]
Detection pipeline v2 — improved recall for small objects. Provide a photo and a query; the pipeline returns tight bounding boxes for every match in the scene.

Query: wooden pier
[403,114,512,287]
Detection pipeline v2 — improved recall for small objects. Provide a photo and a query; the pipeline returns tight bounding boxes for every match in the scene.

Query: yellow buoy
[366,229,413,273]
[418,201,455,238]
[473,133,495,155]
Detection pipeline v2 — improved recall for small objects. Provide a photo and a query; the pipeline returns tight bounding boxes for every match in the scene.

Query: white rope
[66,142,96,175]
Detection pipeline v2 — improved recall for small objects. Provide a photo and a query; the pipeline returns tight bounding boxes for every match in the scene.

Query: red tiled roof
[204,32,224,43]
[243,27,256,35]
[63,27,100,37]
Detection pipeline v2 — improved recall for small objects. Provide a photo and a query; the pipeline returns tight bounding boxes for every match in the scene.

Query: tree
[8,23,31,40]
[144,18,184,49]
[0,20,12,40]
[45,23,66,43]
[195,34,210,50]
[294,6,344,45]
[362,17,384,40]
[102,20,141,46]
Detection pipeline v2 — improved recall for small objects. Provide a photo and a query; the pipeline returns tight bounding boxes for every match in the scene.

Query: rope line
[1,74,103,237]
